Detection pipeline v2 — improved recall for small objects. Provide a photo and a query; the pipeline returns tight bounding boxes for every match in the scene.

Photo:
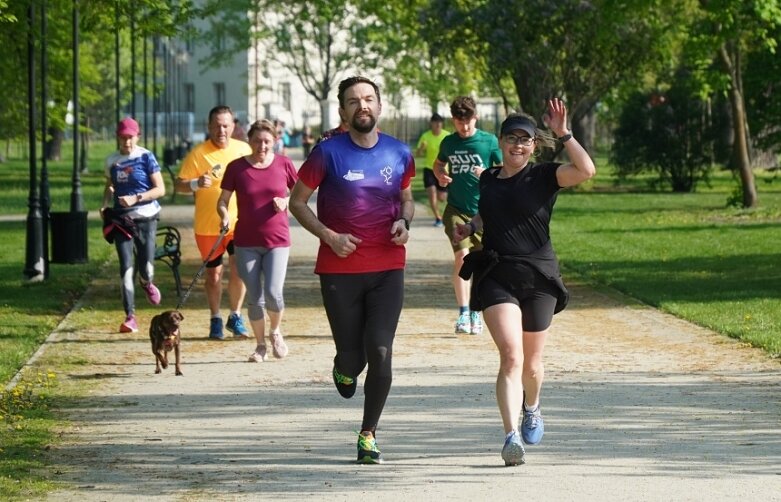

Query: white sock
[505,430,517,440]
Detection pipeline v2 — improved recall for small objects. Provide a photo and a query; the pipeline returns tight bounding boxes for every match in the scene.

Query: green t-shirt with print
[436,129,502,215]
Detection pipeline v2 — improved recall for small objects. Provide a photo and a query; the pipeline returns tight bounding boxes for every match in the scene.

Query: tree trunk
[719,44,757,208]
[319,98,331,134]
[45,126,63,161]
[571,103,596,155]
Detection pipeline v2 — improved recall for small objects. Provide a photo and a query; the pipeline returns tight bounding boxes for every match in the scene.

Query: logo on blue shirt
[343,170,364,181]
[380,165,393,185]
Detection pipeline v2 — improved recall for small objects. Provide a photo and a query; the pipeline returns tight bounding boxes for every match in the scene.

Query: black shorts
[476,264,559,332]
[423,168,448,191]
[206,238,235,268]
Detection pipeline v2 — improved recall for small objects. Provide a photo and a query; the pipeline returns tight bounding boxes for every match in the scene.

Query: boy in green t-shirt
[433,96,502,336]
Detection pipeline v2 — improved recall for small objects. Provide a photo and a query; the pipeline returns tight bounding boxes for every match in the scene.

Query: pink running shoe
[248,344,267,362]
[270,332,288,359]
[142,282,161,305]
[119,314,138,333]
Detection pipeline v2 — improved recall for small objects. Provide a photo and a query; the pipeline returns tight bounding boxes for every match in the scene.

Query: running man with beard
[289,76,415,464]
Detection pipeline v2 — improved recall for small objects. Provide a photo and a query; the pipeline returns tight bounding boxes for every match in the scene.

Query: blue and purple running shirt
[297,133,416,274]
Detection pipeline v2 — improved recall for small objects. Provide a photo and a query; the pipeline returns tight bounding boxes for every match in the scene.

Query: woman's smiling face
[500,130,536,168]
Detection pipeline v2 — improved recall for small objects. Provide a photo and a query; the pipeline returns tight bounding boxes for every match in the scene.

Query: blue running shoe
[501,430,525,466]
[208,317,225,340]
[226,312,249,339]
[521,405,544,445]
[454,313,471,334]
[470,311,483,335]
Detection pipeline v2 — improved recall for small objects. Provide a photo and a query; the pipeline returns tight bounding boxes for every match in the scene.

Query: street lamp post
[152,36,158,157]
[115,1,120,125]
[143,34,148,146]
[40,0,51,279]
[24,2,45,282]
[130,10,136,118]
[70,0,84,212]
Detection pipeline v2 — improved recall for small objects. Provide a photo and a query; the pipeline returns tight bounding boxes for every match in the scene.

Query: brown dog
[149,310,184,376]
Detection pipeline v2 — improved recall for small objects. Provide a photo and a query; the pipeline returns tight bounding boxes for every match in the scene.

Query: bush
[611,79,716,192]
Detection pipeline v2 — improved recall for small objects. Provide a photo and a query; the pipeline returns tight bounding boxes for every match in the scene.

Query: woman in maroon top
[218,119,298,363]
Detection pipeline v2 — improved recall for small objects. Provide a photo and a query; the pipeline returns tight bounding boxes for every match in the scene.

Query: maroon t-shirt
[222,155,298,248]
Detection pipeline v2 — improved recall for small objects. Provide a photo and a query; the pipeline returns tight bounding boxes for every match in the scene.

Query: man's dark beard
[352,113,376,134]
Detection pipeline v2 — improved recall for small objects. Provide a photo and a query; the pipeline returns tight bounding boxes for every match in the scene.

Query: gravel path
[33,203,781,502]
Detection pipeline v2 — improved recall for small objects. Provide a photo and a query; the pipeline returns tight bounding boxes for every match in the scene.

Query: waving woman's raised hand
[543,98,569,137]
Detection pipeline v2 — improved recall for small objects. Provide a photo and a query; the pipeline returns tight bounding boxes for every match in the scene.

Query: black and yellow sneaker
[356,431,383,464]
[332,357,357,398]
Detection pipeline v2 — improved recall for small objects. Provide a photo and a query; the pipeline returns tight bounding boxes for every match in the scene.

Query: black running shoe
[357,431,383,464]
[332,357,356,398]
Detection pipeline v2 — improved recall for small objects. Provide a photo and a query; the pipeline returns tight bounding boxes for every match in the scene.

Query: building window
[214,83,225,106]
[281,82,291,111]
[212,28,226,52]
[184,83,195,113]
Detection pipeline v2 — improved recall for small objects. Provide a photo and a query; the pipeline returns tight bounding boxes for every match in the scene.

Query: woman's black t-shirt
[478,162,561,256]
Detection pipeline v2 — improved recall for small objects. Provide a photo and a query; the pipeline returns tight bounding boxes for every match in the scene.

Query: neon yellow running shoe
[356,431,383,464]
[332,356,356,398]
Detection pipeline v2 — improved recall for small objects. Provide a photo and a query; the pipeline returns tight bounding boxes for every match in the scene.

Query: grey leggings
[234,246,290,320]
[115,217,157,316]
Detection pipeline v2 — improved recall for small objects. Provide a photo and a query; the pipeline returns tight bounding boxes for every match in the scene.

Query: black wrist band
[401,218,410,231]
[558,133,573,143]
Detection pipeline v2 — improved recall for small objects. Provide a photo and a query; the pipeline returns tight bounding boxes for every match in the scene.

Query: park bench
[154,225,182,298]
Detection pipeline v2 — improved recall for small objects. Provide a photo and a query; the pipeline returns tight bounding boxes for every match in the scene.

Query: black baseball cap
[500,115,537,137]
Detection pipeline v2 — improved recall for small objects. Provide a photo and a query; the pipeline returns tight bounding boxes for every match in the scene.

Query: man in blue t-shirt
[290,76,415,465]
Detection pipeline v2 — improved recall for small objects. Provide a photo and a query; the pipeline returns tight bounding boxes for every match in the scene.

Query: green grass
[1,373,62,498]
[411,154,781,357]
[0,141,119,499]
[551,166,781,357]
[0,142,110,214]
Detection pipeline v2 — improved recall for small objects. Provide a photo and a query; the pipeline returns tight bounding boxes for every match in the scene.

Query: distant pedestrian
[289,76,415,464]
[101,117,165,333]
[316,118,348,143]
[231,118,248,142]
[415,113,450,227]
[301,126,315,158]
[454,99,595,466]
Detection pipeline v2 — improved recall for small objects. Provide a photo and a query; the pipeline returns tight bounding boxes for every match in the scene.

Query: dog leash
[175,226,228,311]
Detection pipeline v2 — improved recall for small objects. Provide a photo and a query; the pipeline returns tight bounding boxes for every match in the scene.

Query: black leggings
[320,270,404,432]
